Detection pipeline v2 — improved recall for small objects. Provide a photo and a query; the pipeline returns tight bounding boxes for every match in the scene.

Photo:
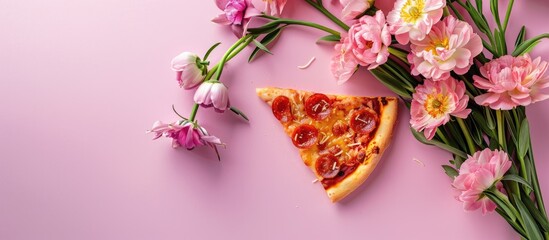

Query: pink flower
[408,16,483,81]
[330,36,359,85]
[411,77,471,140]
[474,55,549,110]
[171,52,205,89]
[212,0,262,37]
[262,0,287,16]
[339,0,374,20]
[387,0,445,44]
[347,11,391,69]
[194,81,230,112]
[453,149,512,215]
[148,120,224,151]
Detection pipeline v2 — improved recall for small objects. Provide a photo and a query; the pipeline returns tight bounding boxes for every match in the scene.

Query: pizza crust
[325,98,398,202]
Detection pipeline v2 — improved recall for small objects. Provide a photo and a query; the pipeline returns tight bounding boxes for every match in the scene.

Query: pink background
[2,0,549,239]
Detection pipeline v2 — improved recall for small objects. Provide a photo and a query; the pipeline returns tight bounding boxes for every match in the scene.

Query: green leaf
[513,194,545,240]
[515,26,527,48]
[513,33,549,56]
[484,190,517,222]
[442,165,459,179]
[411,127,467,158]
[490,0,502,30]
[475,0,482,13]
[521,191,549,232]
[502,174,533,190]
[316,34,341,43]
[203,42,222,61]
[472,111,496,139]
[453,155,465,169]
[518,119,531,159]
[229,106,249,121]
[495,208,528,238]
[252,39,272,55]
[370,68,412,99]
[249,27,283,62]
[494,29,507,56]
[485,107,496,130]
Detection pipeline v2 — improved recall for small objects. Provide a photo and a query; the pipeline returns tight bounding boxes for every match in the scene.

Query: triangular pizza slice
[257,87,398,202]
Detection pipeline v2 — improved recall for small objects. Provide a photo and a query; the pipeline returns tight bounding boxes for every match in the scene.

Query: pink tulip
[171,52,205,89]
[339,0,374,20]
[330,36,359,85]
[194,81,230,112]
[262,0,287,16]
[212,0,262,37]
[474,54,549,110]
[453,149,512,215]
[408,16,483,81]
[148,121,224,151]
[347,11,391,70]
[387,0,445,44]
[410,77,471,140]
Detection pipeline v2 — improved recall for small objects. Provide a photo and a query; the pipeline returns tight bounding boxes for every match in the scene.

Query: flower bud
[193,81,230,113]
[171,52,205,89]
[340,0,375,20]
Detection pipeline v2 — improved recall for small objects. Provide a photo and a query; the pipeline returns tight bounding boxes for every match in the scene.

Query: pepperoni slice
[350,109,378,134]
[291,124,318,149]
[305,93,331,121]
[272,96,293,123]
[315,155,339,179]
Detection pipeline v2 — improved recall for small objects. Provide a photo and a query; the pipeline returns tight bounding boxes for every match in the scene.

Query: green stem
[457,118,476,155]
[213,35,253,80]
[276,18,341,36]
[493,189,524,226]
[530,147,548,219]
[436,129,450,145]
[496,110,507,149]
[304,0,349,31]
[188,104,200,122]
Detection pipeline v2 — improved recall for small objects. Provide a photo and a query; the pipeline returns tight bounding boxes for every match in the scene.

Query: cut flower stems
[151,0,549,238]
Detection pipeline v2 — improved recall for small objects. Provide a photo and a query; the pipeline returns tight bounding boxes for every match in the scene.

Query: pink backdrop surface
[2,0,549,239]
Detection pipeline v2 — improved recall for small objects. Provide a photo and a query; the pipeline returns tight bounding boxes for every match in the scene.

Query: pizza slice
[257,87,398,202]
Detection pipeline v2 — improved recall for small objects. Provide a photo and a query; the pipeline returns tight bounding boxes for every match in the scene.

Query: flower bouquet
[149,0,549,238]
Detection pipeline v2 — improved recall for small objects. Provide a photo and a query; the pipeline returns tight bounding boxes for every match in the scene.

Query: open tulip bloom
[152,0,549,238]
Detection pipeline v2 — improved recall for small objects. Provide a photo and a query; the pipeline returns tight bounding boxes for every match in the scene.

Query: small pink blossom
[171,52,205,89]
[411,77,471,140]
[474,55,549,110]
[408,16,483,81]
[212,0,262,37]
[330,36,359,85]
[387,0,445,44]
[339,0,374,20]
[148,120,224,152]
[194,81,230,112]
[262,0,287,16]
[347,11,391,69]
[453,149,512,215]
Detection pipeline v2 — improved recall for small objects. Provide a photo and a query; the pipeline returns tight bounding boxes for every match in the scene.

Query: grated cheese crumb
[297,56,316,69]
[347,142,361,147]
[312,179,319,183]
[334,150,343,157]
[413,158,426,167]
[332,162,338,170]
